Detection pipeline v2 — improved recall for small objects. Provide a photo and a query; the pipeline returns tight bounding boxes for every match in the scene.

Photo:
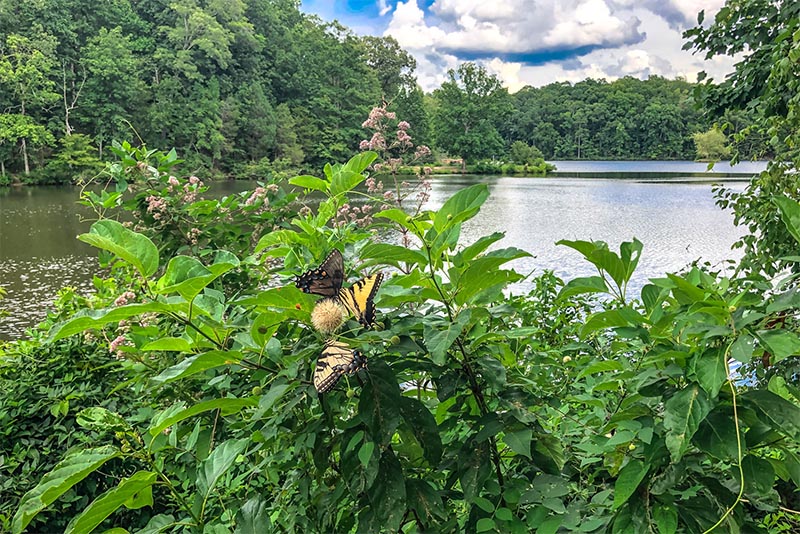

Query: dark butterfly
[314,340,367,393]
[295,249,383,327]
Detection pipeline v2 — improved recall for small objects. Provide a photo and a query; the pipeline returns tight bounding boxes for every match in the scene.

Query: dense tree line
[0,0,762,184]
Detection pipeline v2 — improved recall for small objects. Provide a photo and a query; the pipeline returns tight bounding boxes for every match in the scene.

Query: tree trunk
[21,137,29,175]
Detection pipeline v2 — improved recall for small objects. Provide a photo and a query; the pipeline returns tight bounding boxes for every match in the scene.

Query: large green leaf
[360,242,427,268]
[663,385,712,462]
[359,360,403,446]
[234,496,271,534]
[774,195,800,245]
[503,429,532,459]
[433,184,489,232]
[692,346,728,397]
[653,503,677,534]
[364,449,407,532]
[152,351,242,383]
[197,439,249,497]
[64,471,157,534]
[288,174,329,192]
[156,252,238,301]
[78,220,158,278]
[398,396,443,466]
[148,398,257,439]
[12,446,122,534]
[423,311,471,365]
[613,460,648,509]
[756,329,800,364]
[47,302,173,342]
[741,390,800,441]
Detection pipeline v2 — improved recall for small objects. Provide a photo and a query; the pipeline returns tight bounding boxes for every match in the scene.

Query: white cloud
[383,0,735,92]
[377,0,392,16]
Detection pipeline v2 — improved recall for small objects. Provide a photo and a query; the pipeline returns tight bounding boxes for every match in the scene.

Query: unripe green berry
[252,386,263,396]
[346,389,356,398]
[390,335,401,345]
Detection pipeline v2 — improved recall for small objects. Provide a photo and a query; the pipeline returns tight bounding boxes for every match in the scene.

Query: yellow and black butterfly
[295,249,383,327]
[314,340,367,393]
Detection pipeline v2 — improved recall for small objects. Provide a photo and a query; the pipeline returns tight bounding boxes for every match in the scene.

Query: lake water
[0,160,763,339]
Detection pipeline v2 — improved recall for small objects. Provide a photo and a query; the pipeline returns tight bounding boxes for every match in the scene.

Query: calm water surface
[1,170,749,339]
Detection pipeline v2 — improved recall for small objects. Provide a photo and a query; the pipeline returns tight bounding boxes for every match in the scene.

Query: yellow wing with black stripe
[314,340,367,393]
[337,273,383,328]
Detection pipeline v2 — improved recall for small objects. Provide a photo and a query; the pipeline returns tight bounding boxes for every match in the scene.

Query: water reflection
[0,176,746,339]
[426,176,745,296]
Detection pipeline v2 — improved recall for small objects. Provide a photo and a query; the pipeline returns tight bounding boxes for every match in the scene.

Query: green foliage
[5,139,798,533]
[433,62,512,164]
[688,0,800,280]
[692,127,731,161]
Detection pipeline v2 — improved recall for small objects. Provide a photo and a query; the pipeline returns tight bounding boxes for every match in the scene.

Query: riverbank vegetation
[0,0,764,185]
[1,0,800,532]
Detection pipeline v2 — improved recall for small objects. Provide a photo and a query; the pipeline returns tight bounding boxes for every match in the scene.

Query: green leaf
[78,220,158,278]
[693,410,739,460]
[406,479,445,523]
[152,351,242,383]
[197,439,248,496]
[234,496,271,534]
[756,329,800,364]
[76,408,130,433]
[577,360,624,379]
[148,398,257,439]
[730,333,755,363]
[252,383,292,420]
[47,302,173,342]
[423,311,471,365]
[360,242,427,268]
[741,455,775,495]
[473,496,495,513]
[288,174,329,192]
[433,183,489,232]
[359,441,376,468]
[741,390,800,441]
[773,195,800,245]
[477,518,495,532]
[663,385,712,462]
[398,397,443,466]
[366,449,407,532]
[557,276,608,300]
[692,346,727,397]
[156,253,238,301]
[141,337,192,352]
[12,446,122,534]
[359,360,403,446]
[613,460,648,509]
[64,471,157,534]
[459,440,491,502]
[581,307,646,337]
[653,503,677,534]
[503,429,532,459]
[343,151,378,175]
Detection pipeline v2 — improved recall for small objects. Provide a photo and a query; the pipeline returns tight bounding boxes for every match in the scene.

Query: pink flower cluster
[362,106,397,129]
[187,227,201,245]
[146,195,168,220]
[114,291,136,307]
[335,203,373,228]
[109,334,131,359]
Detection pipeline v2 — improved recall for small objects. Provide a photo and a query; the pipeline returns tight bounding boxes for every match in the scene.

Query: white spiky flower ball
[311,299,346,334]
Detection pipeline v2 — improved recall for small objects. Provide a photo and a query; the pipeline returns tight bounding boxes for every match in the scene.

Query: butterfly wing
[314,340,367,393]
[338,272,384,328]
[295,249,344,297]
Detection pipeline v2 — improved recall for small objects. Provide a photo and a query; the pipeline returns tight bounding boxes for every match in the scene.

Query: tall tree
[78,27,144,155]
[360,35,416,102]
[0,32,59,174]
[432,62,511,167]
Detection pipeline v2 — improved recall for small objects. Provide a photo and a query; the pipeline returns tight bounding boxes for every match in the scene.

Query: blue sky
[300,0,736,93]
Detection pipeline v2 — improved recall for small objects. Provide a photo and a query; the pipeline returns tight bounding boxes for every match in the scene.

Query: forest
[0,0,761,185]
[2,0,800,533]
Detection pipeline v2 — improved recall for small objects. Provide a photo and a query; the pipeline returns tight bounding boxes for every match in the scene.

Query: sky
[300,0,737,93]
